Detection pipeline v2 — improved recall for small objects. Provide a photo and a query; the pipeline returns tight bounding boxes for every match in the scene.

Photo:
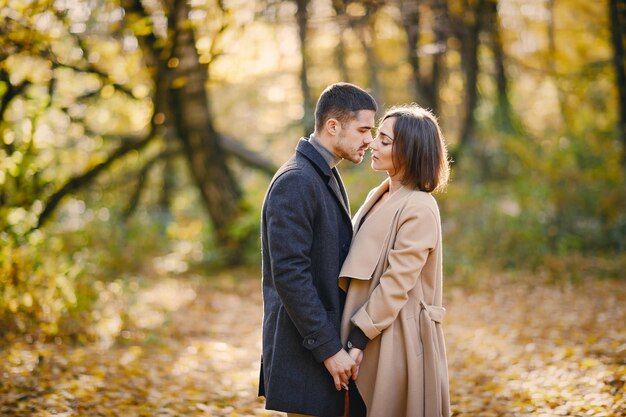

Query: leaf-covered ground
[1,271,625,416]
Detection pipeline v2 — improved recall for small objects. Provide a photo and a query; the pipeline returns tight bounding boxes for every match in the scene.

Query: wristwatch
[346,340,354,350]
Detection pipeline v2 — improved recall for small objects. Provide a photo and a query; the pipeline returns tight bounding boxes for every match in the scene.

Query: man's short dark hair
[314,83,377,132]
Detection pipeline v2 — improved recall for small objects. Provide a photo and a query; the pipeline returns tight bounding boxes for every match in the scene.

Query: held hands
[348,347,363,381]
[323,349,355,391]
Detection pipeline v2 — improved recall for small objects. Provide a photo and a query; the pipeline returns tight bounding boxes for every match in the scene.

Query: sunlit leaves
[1,273,624,415]
[125,13,154,38]
[0,274,279,416]
[445,278,626,416]
[0,240,82,336]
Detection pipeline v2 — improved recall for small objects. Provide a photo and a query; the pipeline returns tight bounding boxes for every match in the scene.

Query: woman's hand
[348,347,363,381]
[324,349,355,391]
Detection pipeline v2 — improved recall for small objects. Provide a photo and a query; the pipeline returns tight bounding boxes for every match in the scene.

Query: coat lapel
[350,179,389,236]
[297,139,351,219]
[332,168,351,217]
[339,179,413,284]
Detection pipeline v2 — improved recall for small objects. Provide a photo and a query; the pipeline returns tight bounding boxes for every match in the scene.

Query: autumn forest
[1,0,625,415]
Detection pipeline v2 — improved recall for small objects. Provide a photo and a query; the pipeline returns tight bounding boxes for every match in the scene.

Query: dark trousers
[346,380,366,417]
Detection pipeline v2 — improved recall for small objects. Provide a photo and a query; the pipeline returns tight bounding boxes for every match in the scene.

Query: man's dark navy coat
[259,139,353,417]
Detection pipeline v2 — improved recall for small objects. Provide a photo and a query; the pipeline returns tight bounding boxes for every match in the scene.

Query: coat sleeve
[351,203,439,340]
[265,170,343,362]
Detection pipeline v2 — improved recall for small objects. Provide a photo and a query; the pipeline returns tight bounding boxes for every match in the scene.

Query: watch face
[347,341,353,349]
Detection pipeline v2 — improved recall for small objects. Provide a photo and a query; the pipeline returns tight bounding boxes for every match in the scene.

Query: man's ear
[325,118,339,136]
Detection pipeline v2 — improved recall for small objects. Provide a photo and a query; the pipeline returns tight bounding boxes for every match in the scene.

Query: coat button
[307,339,315,345]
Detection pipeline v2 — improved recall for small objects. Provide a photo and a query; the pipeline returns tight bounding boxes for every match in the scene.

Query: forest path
[2,270,625,416]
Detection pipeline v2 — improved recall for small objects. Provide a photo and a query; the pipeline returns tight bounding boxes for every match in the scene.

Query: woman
[340,105,451,417]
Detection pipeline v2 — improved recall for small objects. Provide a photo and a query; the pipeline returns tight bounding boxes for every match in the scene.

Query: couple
[259,83,451,417]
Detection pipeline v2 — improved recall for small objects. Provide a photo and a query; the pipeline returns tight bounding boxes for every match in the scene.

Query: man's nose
[364,134,373,145]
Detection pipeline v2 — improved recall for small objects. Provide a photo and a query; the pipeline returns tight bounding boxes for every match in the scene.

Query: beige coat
[340,179,450,417]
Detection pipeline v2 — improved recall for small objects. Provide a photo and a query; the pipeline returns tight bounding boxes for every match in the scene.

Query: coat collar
[296,138,333,177]
[296,138,351,218]
[351,178,412,238]
[339,178,413,284]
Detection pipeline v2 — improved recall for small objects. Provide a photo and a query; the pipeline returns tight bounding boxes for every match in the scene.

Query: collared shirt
[308,135,349,215]
[309,135,342,168]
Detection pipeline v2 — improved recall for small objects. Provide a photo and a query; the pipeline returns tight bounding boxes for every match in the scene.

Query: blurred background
[0,0,625,414]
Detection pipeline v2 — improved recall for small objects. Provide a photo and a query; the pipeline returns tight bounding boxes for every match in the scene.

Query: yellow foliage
[0,243,80,338]
[1,272,625,416]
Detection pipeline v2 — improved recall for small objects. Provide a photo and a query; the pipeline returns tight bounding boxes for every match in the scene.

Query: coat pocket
[406,315,424,357]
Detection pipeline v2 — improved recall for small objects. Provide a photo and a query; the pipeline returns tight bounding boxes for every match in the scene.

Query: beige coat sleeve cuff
[351,307,382,340]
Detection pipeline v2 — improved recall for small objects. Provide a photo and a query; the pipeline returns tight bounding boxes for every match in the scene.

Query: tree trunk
[158,130,178,217]
[547,0,569,131]
[399,0,443,113]
[429,0,448,115]
[485,0,514,131]
[336,33,350,83]
[610,0,626,164]
[456,0,483,157]
[400,0,425,105]
[296,0,315,135]
[168,0,242,250]
[347,4,384,109]
[332,0,351,82]
[356,23,383,107]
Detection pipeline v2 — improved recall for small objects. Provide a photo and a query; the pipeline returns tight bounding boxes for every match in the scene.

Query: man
[259,83,377,417]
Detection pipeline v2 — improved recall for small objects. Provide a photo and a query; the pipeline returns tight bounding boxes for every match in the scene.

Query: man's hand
[348,347,363,381]
[323,349,355,391]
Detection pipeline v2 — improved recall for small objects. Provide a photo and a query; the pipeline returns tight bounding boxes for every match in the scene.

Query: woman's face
[370,117,396,174]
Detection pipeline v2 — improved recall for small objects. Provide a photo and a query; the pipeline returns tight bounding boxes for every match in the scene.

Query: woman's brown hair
[384,105,450,192]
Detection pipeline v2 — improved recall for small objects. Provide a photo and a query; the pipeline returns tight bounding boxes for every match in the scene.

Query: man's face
[332,110,376,164]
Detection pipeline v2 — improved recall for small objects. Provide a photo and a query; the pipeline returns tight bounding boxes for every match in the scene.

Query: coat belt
[419,300,448,417]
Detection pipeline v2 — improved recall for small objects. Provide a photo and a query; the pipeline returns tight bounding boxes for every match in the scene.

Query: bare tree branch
[122,148,180,219]
[51,62,136,98]
[0,69,30,154]
[35,130,157,230]
[219,134,276,174]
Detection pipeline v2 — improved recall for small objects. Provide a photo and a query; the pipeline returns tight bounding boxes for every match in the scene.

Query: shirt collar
[309,134,342,168]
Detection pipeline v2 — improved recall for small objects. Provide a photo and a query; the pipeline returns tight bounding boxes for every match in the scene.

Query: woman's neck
[388,174,403,195]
